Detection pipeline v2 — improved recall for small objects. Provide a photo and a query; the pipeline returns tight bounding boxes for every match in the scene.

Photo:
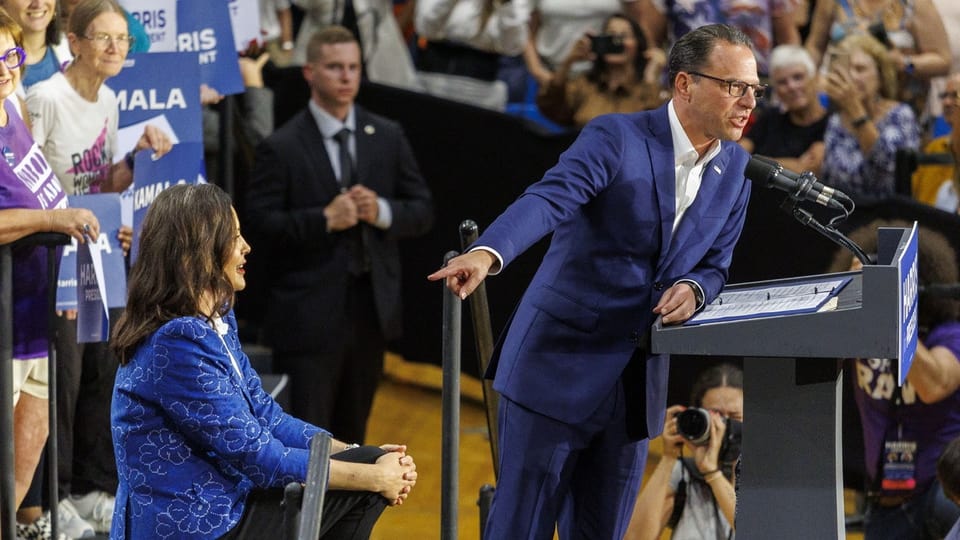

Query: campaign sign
[130,142,205,263]
[56,194,127,311]
[229,0,261,51]
[120,0,178,51]
[110,52,202,145]
[76,238,110,343]
[177,0,244,95]
[896,223,919,385]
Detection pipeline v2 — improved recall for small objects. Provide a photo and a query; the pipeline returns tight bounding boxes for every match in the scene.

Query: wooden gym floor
[368,354,865,539]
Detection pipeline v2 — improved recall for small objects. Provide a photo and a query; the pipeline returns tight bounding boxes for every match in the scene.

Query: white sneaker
[57,499,95,539]
[68,491,114,534]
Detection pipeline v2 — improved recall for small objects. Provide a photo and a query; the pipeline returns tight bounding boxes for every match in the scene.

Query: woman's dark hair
[667,23,753,89]
[44,0,62,47]
[111,183,238,364]
[689,362,743,407]
[586,13,647,88]
[826,219,960,333]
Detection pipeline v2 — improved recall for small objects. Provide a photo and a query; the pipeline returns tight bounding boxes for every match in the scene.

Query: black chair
[282,431,333,540]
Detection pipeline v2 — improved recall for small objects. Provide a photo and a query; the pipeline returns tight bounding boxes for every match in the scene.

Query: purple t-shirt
[0,98,66,359]
[853,321,960,496]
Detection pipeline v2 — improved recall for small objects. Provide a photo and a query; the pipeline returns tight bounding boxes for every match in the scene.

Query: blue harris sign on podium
[896,223,919,385]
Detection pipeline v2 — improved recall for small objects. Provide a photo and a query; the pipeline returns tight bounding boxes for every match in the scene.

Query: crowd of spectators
[4,0,960,539]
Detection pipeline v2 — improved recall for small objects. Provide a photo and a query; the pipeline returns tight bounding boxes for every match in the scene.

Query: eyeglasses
[689,71,767,100]
[82,32,135,50]
[939,90,960,101]
[0,47,25,70]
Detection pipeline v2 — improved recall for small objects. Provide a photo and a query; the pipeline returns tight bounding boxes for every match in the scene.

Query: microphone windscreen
[744,157,777,185]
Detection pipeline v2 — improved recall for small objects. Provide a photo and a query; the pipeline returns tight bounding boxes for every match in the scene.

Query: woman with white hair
[740,44,827,174]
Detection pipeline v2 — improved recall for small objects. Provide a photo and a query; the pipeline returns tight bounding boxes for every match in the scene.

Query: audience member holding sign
[0,8,102,539]
[23,0,171,536]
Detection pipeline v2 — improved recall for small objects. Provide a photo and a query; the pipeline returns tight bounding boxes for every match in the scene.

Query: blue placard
[110,52,202,144]
[56,194,127,310]
[121,0,178,51]
[130,142,205,263]
[176,0,244,95]
[76,240,110,343]
[897,223,920,385]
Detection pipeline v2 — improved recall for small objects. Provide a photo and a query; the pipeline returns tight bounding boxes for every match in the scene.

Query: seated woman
[820,33,920,202]
[624,363,743,540]
[740,44,827,174]
[110,183,417,540]
[536,13,665,128]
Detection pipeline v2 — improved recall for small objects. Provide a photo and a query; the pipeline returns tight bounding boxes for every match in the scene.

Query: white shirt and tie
[475,100,718,309]
[308,100,392,229]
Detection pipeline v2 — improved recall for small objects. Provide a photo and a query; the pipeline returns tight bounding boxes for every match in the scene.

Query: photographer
[536,12,665,128]
[625,363,742,540]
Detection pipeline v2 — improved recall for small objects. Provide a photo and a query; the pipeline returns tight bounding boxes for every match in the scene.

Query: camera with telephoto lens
[589,34,625,56]
[675,407,743,465]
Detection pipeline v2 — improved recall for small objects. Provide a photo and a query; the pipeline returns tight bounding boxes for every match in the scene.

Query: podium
[651,226,919,538]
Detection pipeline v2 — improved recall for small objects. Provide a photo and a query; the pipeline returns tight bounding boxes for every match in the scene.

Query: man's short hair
[667,24,754,89]
[306,25,359,64]
[938,436,960,503]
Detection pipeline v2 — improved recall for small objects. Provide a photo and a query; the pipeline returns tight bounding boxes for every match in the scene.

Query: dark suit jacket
[478,105,751,439]
[246,105,433,353]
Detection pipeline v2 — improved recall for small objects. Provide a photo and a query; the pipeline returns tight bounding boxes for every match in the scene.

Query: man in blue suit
[429,24,762,539]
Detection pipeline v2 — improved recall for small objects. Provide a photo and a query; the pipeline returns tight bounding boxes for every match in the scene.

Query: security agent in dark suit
[246,25,433,444]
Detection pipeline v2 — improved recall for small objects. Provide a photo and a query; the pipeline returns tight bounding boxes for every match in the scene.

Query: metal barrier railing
[443,220,505,539]
[283,431,333,540]
[457,220,499,478]
[0,232,70,540]
[440,250,462,540]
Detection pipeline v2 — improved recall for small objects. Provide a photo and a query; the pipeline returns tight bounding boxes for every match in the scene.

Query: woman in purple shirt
[0,7,100,537]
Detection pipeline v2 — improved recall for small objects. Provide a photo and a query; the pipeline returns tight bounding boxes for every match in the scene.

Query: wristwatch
[692,285,704,308]
[851,114,871,129]
[904,56,915,75]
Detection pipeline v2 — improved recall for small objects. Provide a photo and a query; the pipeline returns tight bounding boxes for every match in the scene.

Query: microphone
[744,156,849,210]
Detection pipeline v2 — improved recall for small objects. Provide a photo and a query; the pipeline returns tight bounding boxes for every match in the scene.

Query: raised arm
[906,340,960,404]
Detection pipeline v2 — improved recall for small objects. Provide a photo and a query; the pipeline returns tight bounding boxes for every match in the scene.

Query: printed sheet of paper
[685,278,851,326]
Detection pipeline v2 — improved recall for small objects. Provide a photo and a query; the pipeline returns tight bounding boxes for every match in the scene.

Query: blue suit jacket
[478,105,751,438]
